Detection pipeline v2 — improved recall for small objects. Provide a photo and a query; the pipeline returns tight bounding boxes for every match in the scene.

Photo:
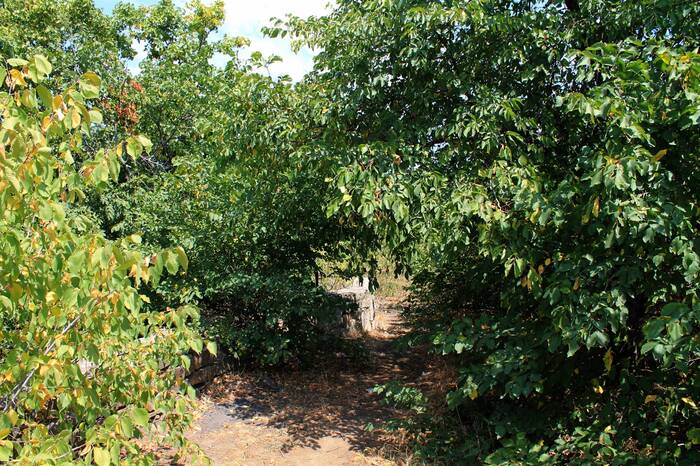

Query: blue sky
[94,0,332,80]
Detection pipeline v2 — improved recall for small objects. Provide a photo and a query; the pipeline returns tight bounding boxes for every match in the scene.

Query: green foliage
[373,381,428,414]
[81,0,358,366]
[202,274,348,366]
[285,0,700,463]
[0,56,204,463]
[6,0,700,463]
[0,0,132,87]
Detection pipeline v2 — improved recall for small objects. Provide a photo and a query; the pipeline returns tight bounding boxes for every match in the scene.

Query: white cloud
[223,0,331,36]
[221,0,333,80]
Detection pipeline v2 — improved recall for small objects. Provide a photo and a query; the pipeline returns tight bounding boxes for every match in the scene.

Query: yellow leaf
[682,397,697,409]
[603,349,613,372]
[141,266,150,283]
[653,149,668,161]
[93,447,110,466]
[46,291,57,304]
[592,379,604,394]
[70,109,81,129]
[52,95,63,111]
[592,197,600,217]
[545,258,552,266]
[9,69,26,86]
[41,115,52,132]
[644,395,657,403]
[469,388,478,400]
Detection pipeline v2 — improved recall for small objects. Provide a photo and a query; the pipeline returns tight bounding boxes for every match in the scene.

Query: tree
[285,0,700,462]
[0,55,204,464]
[89,0,359,365]
[0,0,132,88]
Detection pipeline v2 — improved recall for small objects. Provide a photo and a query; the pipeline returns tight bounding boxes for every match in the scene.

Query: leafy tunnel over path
[1,0,699,464]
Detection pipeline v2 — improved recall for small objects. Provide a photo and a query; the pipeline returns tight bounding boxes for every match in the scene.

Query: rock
[330,279,376,335]
[190,347,217,372]
[76,337,221,387]
[188,364,222,386]
[186,346,220,385]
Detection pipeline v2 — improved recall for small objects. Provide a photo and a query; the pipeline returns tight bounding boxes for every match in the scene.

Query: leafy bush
[0,56,203,463]
[202,273,351,366]
[7,1,698,463]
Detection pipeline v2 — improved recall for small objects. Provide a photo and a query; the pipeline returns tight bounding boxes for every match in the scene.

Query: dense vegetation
[1,0,699,464]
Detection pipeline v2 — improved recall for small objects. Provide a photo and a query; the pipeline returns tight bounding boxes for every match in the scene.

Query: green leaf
[165,251,179,275]
[123,291,138,312]
[688,428,700,445]
[67,251,86,273]
[88,109,103,124]
[36,85,52,109]
[132,408,149,427]
[33,55,52,76]
[126,137,143,159]
[190,338,203,354]
[175,246,188,272]
[643,319,665,340]
[206,341,218,356]
[79,71,101,98]
[93,447,110,466]
[0,295,12,311]
[0,440,12,462]
[7,58,28,67]
[120,416,134,437]
[640,341,656,354]
[135,134,153,154]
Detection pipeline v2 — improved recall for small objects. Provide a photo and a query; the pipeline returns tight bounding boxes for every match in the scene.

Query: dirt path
[187,302,424,465]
